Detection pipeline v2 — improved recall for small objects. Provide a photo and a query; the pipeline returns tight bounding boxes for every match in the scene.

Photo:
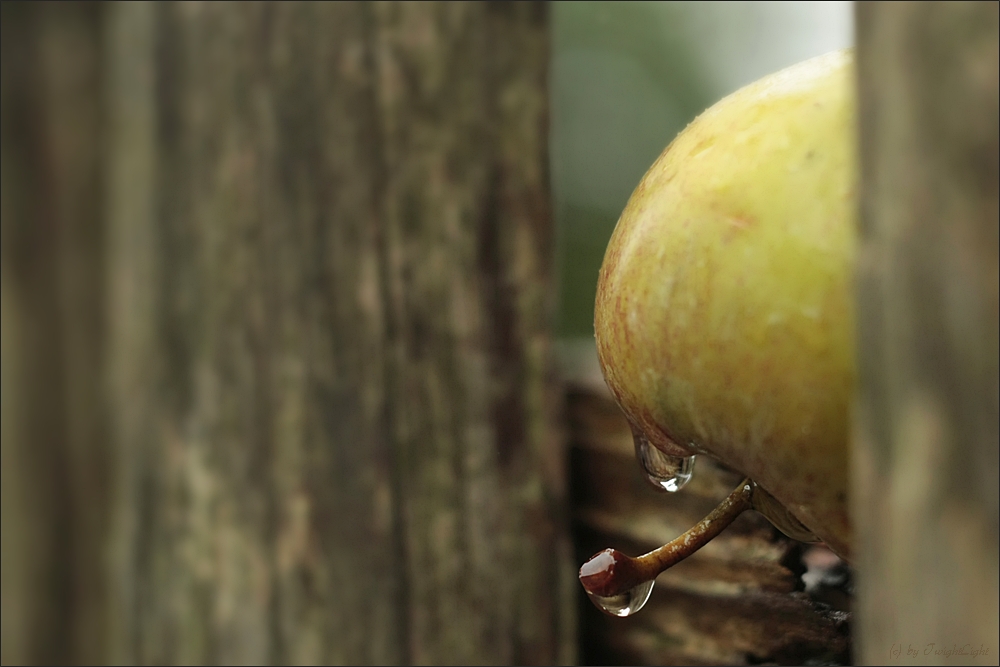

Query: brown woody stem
[579,478,754,597]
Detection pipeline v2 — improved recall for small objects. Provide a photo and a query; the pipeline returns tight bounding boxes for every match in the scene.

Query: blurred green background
[552,1,853,346]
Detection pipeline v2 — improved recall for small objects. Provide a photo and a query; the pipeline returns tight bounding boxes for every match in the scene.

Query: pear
[594,49,857,570]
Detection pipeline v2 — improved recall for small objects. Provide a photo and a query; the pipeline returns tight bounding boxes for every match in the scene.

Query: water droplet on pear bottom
[633,431,696,492]
[586,579,655,617]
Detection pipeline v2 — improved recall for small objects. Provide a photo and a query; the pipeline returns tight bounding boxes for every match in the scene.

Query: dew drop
[579,549,654,617]
[633,431,696,492]
[586,579,655,617]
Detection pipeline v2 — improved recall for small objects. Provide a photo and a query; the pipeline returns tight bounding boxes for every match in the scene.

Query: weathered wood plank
[103,2,572,664]
[3,2,571,665]
[1,3,107,664]
[854,3,1000,664]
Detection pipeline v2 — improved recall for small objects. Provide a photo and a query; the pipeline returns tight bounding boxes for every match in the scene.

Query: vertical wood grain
[855,3,999,664]
[3,2,571,664]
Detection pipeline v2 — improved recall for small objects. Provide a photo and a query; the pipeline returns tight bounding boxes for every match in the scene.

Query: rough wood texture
[104,2,572,664]
[4,2,573,665]
[854,3,1000,665]
[564,367,852,666]
[1,3,108,664]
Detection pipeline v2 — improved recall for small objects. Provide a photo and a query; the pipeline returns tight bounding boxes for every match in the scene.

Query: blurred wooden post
[105,2,572,664]
[1,3,107,664]
[855,3,999,664]
[4,2,574,664]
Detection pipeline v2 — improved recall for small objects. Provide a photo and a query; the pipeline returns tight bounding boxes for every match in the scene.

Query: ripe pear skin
[595,50,856,559]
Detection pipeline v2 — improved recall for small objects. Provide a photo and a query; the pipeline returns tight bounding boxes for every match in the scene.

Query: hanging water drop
[579,549,655,617]
[633,431,696,492]
[579,479,760,619]
[586,579,655,617]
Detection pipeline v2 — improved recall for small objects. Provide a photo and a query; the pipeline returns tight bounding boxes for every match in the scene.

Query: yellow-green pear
[594,50,856,560]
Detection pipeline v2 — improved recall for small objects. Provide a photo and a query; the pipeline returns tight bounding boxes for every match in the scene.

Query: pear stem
[579,478,754,598]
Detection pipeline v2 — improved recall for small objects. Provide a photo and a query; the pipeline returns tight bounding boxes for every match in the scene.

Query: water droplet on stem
[579,479,756,617]
[587,580,655,617]
[579,549,655,617]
